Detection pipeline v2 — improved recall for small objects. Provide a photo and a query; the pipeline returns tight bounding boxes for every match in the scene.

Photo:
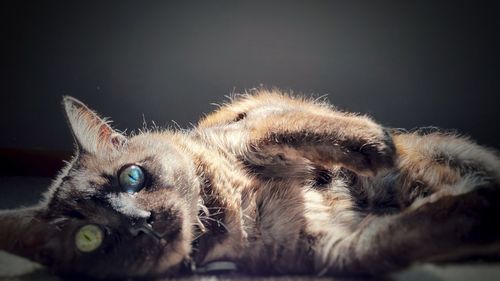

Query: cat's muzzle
[128,222,166,245]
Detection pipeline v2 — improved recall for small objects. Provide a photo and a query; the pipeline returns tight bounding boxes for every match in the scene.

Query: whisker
[200,216,230,232]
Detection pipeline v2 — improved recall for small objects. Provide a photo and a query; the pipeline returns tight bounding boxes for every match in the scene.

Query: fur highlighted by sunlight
[0,89,499,279]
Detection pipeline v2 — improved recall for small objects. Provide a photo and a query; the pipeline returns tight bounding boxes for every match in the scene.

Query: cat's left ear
[62,96,127,155]
[0,206,64,268]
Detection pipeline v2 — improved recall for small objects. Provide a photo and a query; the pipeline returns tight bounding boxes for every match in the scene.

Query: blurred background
[0,0,499,183]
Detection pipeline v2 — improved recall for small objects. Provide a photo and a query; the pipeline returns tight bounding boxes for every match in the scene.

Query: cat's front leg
[243,109,396,177]
[316,183,500,276]
[199,93,396,178]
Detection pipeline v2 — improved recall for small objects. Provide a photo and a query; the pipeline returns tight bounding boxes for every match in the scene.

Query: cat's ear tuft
[62,96,127,155]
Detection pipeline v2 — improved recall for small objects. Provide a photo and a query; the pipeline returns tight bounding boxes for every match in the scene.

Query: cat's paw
[342,128,396,177]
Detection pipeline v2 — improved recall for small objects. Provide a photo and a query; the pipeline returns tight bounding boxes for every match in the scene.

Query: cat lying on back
[0,90,499,279]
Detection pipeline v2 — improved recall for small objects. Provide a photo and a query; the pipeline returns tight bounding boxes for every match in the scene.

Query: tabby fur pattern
[0,90,499,279]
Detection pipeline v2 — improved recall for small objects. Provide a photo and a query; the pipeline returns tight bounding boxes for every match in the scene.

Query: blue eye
[118,165,145,194]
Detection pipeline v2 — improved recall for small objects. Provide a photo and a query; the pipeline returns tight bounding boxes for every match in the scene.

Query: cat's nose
[125,209,151,226]
[128,221,164,243]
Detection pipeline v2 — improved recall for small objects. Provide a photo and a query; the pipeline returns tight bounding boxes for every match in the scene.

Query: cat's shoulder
[197,89,333,129]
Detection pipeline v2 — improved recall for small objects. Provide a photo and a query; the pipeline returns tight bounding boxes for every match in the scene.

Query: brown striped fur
[0,90,499,278]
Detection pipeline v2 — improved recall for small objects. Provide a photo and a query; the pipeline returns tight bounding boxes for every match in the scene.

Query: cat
[0,89,499,279]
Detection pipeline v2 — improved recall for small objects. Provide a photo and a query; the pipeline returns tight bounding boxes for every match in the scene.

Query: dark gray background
[2,0,499,151]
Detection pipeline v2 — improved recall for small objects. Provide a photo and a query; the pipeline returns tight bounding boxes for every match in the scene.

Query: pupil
[119,165,145,193]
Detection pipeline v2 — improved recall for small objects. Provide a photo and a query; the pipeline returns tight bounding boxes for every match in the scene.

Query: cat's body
[1,90,499,279]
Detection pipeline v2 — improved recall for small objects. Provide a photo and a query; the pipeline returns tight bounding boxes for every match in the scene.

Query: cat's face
[18,97,201,278]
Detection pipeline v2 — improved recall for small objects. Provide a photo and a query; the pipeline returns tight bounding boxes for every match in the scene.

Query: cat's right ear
[62,96,127,155]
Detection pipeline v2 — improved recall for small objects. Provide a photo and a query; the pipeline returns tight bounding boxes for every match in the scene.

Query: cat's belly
[195,177,363,274]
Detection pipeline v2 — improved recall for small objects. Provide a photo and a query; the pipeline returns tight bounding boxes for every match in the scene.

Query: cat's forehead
[76,146,152,174]
[44,132,197,206]
[74,134,177,171]
[57,135,185,191]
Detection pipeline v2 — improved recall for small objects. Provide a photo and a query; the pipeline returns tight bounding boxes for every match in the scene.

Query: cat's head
[0,97,201,278]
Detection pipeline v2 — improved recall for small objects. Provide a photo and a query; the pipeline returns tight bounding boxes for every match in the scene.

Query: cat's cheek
[31,223,86,274]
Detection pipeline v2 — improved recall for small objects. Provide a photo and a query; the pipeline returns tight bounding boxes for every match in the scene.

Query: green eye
[75,224,103,253]
[119,164,145,194]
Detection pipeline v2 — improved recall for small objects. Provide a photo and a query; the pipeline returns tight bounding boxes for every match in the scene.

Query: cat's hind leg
[316,133,500,276]
[316,181,500,276]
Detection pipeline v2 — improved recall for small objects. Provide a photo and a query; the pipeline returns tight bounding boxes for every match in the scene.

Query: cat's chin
[131,246,187,278]
[89,244,188,279]
[152,237,192,275]
[134,227,193,277]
